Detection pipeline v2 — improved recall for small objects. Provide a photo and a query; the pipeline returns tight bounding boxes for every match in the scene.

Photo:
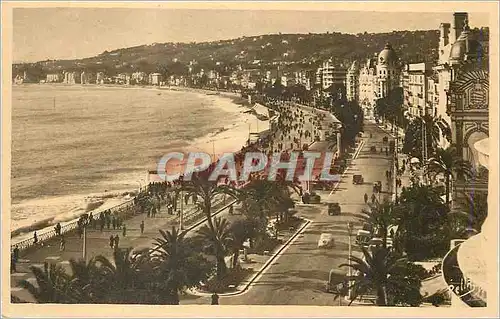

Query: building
[131,72,147,84]
[358,56,378,119]
[80,71,95,85]
[426,74,440,118]
[96,72,105,85]
[376,43,401,99]
[346,61,359,102]
[439,13,489,308]
[317,59,347,90]
[401,62,432,119]
[149,73,163,86]
[46,73,62,83]
[63,71,80,84]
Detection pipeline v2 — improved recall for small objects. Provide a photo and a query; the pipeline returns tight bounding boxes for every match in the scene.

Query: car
[355,230,371,246]
[318,233,335,248]
[370,146,377,153]
[325,269,346,293]
[328,203,341,215]
[352,174,364,184]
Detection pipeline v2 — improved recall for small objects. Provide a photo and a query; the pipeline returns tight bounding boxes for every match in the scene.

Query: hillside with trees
[12,27,489,82]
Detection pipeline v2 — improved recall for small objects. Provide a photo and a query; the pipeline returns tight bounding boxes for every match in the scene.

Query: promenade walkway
[10,195,232,302]
[10,99,325,303]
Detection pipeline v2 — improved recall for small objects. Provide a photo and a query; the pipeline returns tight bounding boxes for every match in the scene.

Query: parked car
[318,233,335,248]
[352,174,364,184]
[325,269,346,293]
[328,203,341,215]
[356,230,371,246]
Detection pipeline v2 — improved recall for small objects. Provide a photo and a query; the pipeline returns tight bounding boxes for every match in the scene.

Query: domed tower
[377,43,400,98]
[449,18,483,66]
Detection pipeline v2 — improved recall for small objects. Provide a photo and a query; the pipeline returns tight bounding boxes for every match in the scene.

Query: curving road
[219,122,394,305]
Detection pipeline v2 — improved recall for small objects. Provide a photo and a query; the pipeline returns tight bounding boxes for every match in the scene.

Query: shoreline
[10,84,267,240]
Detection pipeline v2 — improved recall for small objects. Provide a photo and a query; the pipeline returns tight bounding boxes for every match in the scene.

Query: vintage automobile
[370,146,377,153]
[318,233,335,248]
[325,269,347,293]
[356,230,371,246]
[328,203,341,216]
[352,174,364,184]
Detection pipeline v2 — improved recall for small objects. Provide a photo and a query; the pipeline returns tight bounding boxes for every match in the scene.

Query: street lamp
[347,222,354,300]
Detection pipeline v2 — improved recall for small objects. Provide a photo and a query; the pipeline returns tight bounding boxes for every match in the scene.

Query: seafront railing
[11,186,150,252]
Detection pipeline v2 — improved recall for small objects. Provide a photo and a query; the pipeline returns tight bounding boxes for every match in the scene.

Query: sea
[10,84,267,240]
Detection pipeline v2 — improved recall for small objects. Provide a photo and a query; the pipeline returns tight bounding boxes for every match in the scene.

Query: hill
[12,28,489,81]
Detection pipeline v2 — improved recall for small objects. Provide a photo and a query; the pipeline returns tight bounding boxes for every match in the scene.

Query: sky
[12,7,490,63]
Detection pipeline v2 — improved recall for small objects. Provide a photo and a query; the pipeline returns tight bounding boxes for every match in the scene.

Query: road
[219,122,394,305]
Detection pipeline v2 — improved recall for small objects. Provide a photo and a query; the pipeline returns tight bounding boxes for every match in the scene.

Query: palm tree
[427,146,473,205]
[449,191,488,235]
[242,179,283,220]
[340,247,421,306]
[67,258,102,303]
[94,248,152,304]
[196,217,234,279]
[153,227,213,304]
[229,219,259,268]
[181,165,238,231]
[361,201,396,249]
[402,115,451,160]
[19,262,74,303]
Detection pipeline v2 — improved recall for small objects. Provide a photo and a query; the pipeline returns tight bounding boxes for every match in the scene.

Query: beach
[10,84,268,239]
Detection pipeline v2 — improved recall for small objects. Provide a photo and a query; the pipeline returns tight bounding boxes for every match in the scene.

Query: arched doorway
[465,131,488,175]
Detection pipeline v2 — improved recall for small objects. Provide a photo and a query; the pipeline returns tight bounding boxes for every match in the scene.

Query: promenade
[10,98,327,303]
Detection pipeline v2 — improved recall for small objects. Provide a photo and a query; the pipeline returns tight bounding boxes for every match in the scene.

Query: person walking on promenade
[109,235,114,249]
[364,193,368,204]
[33,231,38,245]
[89,213,94,229]
[211,293,219,305]
[112,216,116,230]
[11,245,20,273]
[106,216,111,229]
[59,235,66,252]
[122,224,127,237]
[100,218,105,232]
[54,222,62,236]
[140,221,144,235]
[114,235,120,250]
[371,194,376,204]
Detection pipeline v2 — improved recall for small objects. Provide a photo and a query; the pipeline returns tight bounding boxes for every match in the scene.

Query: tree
[153,227,213,304]
[449,191,488,235]
[340,247,424,306]
[426,146,473,206]
[361,200,396,249]
[181,165,238,231]
[402,115,451,160]
[394,184,450,260]
[19,262,74,303]
[66,258,103,303]
[229,218,260,268]
[196,217,234,279]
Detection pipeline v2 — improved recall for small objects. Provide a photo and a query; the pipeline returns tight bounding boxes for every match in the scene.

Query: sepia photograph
[1,1,498,317]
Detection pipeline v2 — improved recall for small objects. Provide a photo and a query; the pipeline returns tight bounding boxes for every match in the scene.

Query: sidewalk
[10,195,231,302]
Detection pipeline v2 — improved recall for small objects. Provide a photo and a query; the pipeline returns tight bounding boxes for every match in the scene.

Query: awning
[474,138,489,170]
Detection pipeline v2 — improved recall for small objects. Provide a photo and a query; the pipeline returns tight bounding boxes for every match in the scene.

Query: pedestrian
[59,235,66,252]
[109,235,114,249]
[33,231,38,245]
[211,293,219,305]
[140,221,144,235]
[122,224,127,237]
[371,194,376,204]
[100,218,105,232]
[106,216,111,229]
[11,254,17,273]
[112,216,116,230]
[364,193,368,204]
[13,245,20,264]
[114,235,120,249]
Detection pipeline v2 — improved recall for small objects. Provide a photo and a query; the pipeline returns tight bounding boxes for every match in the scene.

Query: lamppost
[179,188,184,230]
[82,217,90,262]
[347,222,354,300]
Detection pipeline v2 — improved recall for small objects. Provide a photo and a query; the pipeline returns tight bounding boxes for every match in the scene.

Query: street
[218,122,394,305]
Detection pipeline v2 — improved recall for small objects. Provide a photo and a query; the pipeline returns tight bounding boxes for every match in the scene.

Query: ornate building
[357,44,401,119]
[440,12,490,308]
[346,61,359,102]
